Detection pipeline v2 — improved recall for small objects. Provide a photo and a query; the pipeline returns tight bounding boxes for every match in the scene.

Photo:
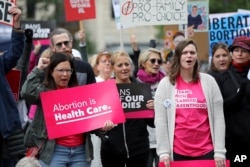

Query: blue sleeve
[2,30,25,73]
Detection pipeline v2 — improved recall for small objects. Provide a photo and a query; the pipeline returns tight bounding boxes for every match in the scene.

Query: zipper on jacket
[122,123,130,158]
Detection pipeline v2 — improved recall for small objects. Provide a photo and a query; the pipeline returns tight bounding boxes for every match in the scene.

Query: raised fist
[25,29,33,43]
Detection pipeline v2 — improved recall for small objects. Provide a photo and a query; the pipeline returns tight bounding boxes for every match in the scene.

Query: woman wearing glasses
[21,52,114,167]
[94,52,113,82]
[49,28,96,85]
[90,52,113,167]
[136,48,165,167]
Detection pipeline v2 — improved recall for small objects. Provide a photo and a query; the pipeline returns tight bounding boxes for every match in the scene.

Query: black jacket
[216,65,250,141]
[73,58,96,85]
[101,118,154,157]
[101,78,154,157]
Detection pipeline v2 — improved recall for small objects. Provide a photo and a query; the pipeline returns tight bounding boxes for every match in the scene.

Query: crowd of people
[1,6,250,167]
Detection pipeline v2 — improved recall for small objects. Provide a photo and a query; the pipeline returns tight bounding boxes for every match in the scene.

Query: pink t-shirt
[173,76,213,157]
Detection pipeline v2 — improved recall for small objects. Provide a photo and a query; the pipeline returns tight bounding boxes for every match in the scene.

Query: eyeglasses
[55,69,73,74]
[55,41,71,48]
[149,58,163,65]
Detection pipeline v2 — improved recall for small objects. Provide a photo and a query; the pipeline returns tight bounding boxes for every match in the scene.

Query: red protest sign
[64,0,96,22]
[6,69,21,102]
[40,79,125,139]
[159,160,230,167]
[0,0,16,26]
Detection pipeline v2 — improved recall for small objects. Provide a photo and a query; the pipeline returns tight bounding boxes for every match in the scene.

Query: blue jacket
[0,30,24,138]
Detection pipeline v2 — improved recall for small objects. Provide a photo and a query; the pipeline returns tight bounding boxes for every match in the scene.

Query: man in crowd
[0,6,25,165]
[49,28,96,85]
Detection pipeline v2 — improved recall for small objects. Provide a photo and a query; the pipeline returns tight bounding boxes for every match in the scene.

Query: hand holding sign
[159,156,170,167]
[100,120,115,132]
[0,1,14,26]
[78,29,86,45]
[146,99,154,110]
[8,6,21,29]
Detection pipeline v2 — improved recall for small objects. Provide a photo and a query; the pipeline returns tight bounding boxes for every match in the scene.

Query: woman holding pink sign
[21,52,114,167]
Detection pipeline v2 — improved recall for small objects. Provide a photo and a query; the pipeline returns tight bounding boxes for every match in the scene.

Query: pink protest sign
[159,160,230,167]
[40,79,125,139]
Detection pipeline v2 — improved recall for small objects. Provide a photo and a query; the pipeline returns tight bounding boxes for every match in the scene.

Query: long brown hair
[169,39,199,85]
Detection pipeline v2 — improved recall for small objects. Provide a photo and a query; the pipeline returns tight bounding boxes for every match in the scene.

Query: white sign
[0,0,15,26]
[120,0,188,28]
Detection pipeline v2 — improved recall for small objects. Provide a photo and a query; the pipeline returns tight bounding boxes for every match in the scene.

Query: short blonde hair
[138,48,162,69]
[111,50,134,76]
[111,51,131,65]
